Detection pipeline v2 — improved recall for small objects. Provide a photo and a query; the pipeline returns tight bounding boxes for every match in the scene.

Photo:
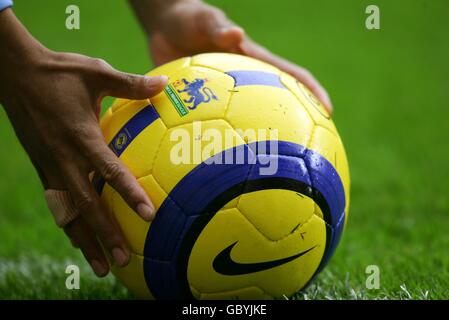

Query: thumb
[104,70,168,100]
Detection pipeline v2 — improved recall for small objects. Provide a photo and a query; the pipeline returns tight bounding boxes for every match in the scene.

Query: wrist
[0,9,50,102]
[0,8,46,61]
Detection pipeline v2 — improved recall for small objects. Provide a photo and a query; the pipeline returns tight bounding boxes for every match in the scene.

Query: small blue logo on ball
[114,132,128,151]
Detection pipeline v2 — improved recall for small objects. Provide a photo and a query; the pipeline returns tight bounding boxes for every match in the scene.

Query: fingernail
[137,202,155,221]
[218,26,244,36]
[112,247,130,267]
[157,75,169,83]
[218,26,231,34]
[90,260,108,277]
[145,75,168,88]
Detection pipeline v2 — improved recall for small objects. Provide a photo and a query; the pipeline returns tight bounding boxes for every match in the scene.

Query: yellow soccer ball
[95,53,350,299]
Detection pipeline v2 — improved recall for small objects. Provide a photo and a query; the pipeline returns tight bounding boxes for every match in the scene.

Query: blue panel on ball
[304,149,346,231]
[144,196,187,262]
[143,141,346,299]
[226,70,286,89]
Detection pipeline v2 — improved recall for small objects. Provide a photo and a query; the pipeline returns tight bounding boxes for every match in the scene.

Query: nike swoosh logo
[212,241,316,276]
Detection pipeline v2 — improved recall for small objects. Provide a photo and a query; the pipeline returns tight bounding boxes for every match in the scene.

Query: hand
[0,9,168,277]
[134,0,333,113]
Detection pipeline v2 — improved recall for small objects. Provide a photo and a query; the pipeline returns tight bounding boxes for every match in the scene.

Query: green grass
[1,0,448,299]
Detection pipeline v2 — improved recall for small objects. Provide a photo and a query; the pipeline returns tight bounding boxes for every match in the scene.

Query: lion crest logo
[174,78,218,110]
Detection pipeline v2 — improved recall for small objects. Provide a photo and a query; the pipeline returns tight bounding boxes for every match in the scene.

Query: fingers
[64,218,110,277]
[288,67,333,114]
[86,140,155,221]
[238,39,333,114]
[65,170,131,269]
[198,6,245,50]
[69,122,156,221]
[214,26,245,51]
[190,4,332,112]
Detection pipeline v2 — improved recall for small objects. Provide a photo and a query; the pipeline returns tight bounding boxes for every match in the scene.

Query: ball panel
[107,98,129,112]
[187,207,326,298]
[119,118,166,178]
[192,53,280,73]
[222,196,239,210]
[190,285,201,299]
[280,72,337,133]
[314,203,324,219]
[225,85,314,147]
[237,189,315,241]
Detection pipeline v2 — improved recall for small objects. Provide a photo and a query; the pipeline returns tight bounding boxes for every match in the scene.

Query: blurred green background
[0,0,448,299]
